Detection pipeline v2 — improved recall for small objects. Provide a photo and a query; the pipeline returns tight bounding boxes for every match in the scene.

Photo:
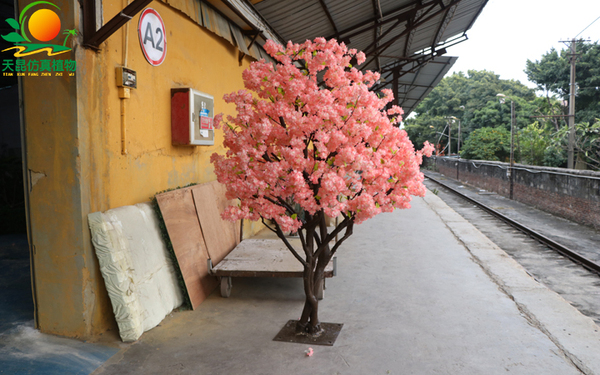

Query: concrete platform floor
[89,192,600,375]
[423,170,600,326]
[0,235,119,375]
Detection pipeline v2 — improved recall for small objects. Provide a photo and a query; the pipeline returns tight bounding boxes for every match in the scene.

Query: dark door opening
[0,0,33,334]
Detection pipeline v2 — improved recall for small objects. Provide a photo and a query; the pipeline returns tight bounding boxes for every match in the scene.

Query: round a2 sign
[138,8,167,66]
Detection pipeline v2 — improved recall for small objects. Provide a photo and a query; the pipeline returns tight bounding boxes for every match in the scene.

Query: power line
[575,15,600,38]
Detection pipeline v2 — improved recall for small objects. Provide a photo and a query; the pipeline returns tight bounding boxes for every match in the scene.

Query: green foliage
[550,119,600,170]
[525,41,600,124]
[405,70,538,154]
[543,145,567,168]
[406,45,600,169]
[470,96,541,133]
[460,127,510,161]
[519,122,550,166]
[404,114,447,152]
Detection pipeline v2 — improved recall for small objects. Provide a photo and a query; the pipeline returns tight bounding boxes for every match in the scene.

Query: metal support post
[510,101,515,199]
[447,119,451,156]
[457,118,461,180]
[392,70,399,107]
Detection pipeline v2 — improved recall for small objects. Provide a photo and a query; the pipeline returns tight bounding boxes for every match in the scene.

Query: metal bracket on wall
[238,31,260,64]
[83,0,154,50]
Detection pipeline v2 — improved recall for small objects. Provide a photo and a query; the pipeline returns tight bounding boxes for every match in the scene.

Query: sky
[444,0,600,89]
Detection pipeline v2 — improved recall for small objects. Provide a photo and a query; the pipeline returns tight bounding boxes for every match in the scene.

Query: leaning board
[191,181,240,265]
[155,187,214,310]
[155,181,240,309]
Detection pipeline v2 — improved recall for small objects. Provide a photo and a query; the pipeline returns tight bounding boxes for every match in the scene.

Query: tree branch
[329,220,354,257]
[314,215,351,260]
[263,195,296,216]
[276,197,298,217]
[261,151,281,163]
[273,221,307,267]
[261,217,276,233]
[266,114,282,127]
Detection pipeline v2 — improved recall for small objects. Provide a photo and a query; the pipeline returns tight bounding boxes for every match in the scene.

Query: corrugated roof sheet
[247,0,486,114]
[395,56,458,117]
[161,0,486,113]
[159,0,280,61]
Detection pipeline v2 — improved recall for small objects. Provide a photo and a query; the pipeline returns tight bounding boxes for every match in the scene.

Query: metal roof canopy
[81,0,487,115]
[387,56,458,117]
[238,0,488,115]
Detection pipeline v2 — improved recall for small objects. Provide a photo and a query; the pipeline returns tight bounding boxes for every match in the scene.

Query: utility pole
[568,38,577,169]
[447,116,461,179]
[560,38,579,169]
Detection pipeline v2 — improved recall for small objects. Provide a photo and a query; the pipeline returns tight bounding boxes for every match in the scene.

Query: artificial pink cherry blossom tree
[211,37,433,337]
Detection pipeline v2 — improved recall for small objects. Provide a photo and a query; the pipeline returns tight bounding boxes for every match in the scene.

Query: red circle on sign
[138,8,167,66]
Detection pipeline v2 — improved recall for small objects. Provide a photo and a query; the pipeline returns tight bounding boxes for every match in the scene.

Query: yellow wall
[92,0,244,208]
[22,0,262,339]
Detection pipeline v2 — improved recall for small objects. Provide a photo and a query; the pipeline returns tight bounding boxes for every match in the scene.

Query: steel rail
[424,173,600,275]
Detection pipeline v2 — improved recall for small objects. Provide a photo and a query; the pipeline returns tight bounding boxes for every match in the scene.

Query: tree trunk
[296,212,338,335]
[296,264,323,335]
[296,249,331,336]
[273,210,354,337]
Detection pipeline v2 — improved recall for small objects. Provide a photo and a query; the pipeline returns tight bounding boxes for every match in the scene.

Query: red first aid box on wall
[171,88,214,146]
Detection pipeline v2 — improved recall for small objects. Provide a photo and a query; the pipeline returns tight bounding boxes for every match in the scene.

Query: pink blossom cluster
[211,38,433,232]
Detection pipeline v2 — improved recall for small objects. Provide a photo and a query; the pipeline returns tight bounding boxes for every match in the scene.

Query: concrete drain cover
[273,320,343,346]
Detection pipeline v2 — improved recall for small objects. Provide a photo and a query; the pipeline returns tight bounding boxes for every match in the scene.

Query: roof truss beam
[372,0,383,71]
[361,0,463,68]
[324,0,422,41]
[318,0,339,38]
[431,1,457,49]
[399,54,451,110]
[371,54,439,92]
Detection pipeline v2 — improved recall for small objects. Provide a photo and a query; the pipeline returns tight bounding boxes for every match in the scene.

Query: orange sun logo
[28,9,61,42]
[1,1,76,57]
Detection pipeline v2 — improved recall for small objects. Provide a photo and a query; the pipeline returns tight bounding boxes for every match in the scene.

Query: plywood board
[191,181,240,265]
[156,187,216,309]
[210,181,241,242]
[212,238,334,278]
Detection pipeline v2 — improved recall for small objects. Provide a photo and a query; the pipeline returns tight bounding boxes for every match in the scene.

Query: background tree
[550,120,600,170]
[525,41,600,124]
[211,38,433,337]
[404,70,537,155]
[543,145,568,168]
[519,122,551,166]
[459,127,510,161]
[403,114,447,153]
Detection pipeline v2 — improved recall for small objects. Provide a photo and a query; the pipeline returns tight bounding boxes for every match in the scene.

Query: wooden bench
[208,236,336,299]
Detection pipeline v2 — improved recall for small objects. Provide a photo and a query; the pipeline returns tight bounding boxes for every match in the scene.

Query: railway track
[423,172,600,324]
[424,173,600,276]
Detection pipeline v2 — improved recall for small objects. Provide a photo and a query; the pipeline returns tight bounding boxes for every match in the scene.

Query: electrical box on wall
[171,88,215,146]
[116,67,137,88]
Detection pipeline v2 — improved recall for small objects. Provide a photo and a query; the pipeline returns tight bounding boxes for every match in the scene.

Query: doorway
[0,0,33,334]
